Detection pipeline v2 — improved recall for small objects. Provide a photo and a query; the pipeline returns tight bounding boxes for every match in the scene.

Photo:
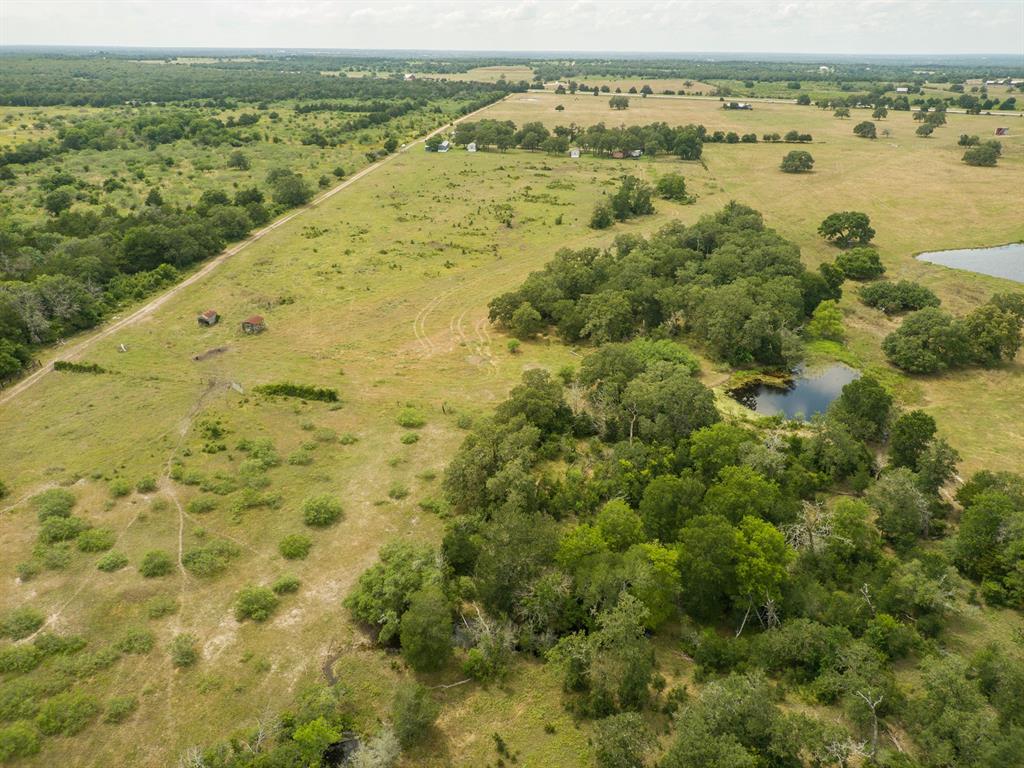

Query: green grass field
[1,90,1022,766]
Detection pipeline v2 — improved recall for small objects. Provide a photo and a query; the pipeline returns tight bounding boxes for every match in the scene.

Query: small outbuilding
[896,86,909,93]
[995,127,1009,136]
[611,150,625,159]
[241,315,266,334]
[198,309,219,327]
[629,149,643,158]
[437,140,450,153]
[467,142,477,152]
[569,148,580,158]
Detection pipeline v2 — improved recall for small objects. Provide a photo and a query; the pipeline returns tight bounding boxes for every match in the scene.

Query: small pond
[916,243,1024,284]
[730,363,860,420]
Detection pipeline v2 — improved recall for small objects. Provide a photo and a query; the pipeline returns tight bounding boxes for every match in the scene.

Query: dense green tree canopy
[818,211,875,247]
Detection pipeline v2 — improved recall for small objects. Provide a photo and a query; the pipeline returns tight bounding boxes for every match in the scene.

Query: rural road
[0,97,506,408]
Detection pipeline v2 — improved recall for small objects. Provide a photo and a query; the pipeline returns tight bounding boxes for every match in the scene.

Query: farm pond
[730,363,861,420]
[916,243,1024,283]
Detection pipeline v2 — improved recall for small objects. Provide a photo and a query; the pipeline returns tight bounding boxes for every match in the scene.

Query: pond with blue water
[730,363,861,420]
[916,243,1024,283]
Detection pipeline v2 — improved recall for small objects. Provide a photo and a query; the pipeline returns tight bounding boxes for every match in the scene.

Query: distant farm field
[545,77,718,94]
[1,89,1022,766]
[418,65,536,83]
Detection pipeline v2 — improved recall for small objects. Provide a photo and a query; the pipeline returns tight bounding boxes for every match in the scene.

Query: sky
[1,0,1022,56]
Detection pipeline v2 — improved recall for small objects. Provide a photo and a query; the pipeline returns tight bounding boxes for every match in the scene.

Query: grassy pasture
[417,65,536,83]
[705,78,874,101]
[0,91,1022,766]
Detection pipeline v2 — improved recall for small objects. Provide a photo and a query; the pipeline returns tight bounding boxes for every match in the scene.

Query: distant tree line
[0,54,514,106]
[451,120,814,160]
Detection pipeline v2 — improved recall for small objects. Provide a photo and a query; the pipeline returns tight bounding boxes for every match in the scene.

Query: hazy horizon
[2,1,1022,58]
[1,44,1021,63]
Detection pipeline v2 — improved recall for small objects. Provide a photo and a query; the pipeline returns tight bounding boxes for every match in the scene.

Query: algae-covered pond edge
[729,363,861,420]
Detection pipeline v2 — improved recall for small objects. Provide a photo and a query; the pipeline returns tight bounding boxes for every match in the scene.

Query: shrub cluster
[882,295,1023,374]
[253,383,340,402]
[860,280,940,314]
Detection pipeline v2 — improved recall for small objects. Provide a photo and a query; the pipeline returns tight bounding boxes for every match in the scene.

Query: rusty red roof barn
[241,315,265,334]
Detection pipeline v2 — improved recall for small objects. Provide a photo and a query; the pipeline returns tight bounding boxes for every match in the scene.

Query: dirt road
[0,97,506,408]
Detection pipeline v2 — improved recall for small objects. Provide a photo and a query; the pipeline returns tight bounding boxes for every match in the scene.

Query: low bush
[237,438,281,469]
[400,433,419,445]
[33,632,86,656]
[963,144,999,167]
[54,646,119,679]
[32,488,75,521]
[169,634,198,667]
[139,550,174,578]
[135,477,157,493]
[302,494,343,527]
[396,407,426,429]
[109,478,133,497]
[77,528,116,552]
[314,428,336,443]
[272,575,301,595]
[182,540,240,578]
[104,696,138,724]
[234,586,280,622]
[254,383,339,402]
[96,551,129,572]
[278,534,312,560]
[834,247,885,280]
[144,594,178,619]
[287,450,314,465]
[15,561,42,582]
[35,691,99,736]
[186,496,217,514]
[388,483,410,500]
[38,515,90,544]
[860,280,940,314]
[392,682,439,749]
[53,361,106,374]
[0,721,41,761]
[0,607,45,640]
[34,543,72,570]
[114,627,155,655]
[0,645,42,674]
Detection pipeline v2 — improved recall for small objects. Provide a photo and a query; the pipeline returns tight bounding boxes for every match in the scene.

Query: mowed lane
[0,96,507,408]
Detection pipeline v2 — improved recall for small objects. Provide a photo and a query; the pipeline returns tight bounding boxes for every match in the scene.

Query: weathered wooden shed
[241,315,265,334]
[197,309,219,327]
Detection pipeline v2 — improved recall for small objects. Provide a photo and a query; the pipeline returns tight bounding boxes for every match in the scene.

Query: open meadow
[1,87,1023,766]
